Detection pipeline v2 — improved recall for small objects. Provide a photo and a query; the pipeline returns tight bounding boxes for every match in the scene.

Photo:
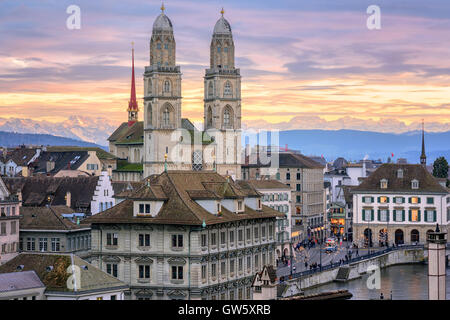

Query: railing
[279,244,425,282]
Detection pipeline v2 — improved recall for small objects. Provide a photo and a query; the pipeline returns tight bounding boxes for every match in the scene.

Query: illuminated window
[410,209,419,222]
[410,197,420,204]
[379,196,388,203]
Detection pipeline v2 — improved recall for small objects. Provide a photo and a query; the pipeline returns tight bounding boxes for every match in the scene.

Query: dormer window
[397,169,403,178]
[258,198,262,210]
[237,200,243,212]
[380,179,388,189]
[217,202,221,214]
[139,203,151,215]
[411,179,419,189]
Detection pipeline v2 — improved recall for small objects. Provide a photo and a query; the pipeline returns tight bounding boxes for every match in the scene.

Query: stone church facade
[108,7,242,181]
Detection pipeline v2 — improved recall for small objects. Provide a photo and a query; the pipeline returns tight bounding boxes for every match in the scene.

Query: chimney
[66,191,71,208]
[46,161,55,173]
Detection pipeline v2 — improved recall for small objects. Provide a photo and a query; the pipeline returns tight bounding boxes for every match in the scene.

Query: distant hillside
[244,129,450,163]
[0,131,107,149]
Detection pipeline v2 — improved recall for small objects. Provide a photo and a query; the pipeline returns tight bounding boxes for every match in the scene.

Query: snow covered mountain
[0,116,118,146]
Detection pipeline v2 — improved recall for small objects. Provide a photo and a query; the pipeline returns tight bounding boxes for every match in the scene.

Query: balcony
[145,65,180,73]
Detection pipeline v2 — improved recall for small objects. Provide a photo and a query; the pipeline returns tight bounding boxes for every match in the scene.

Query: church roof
[213,16,232,35]
[153,13,173,32]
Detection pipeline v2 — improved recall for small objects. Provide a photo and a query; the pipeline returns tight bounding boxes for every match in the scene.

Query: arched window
[163,107,170,126]
[207,106,213,128]
[164,80,171,93]
[224,81,232,97]
[208,82,214,98]
[223,106,233,128]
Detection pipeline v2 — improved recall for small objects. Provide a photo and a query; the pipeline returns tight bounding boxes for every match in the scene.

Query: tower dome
[153,13,173,32]
[213,9,232,35]
[213,16,232,35]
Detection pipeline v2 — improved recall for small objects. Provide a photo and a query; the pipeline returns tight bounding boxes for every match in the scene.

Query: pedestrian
[293,266,296,272]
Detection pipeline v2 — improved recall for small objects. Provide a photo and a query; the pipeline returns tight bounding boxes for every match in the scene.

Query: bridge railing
[278,243,424,282]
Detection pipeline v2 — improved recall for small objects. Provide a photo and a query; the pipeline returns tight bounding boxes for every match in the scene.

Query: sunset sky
[0,0,449,133]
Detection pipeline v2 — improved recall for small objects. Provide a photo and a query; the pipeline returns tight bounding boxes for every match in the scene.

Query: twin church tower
[110,5,242,180]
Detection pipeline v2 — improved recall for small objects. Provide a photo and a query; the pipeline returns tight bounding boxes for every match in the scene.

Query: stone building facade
[241,151,326,242]
[352,164,449,246]
[85,171,283,300]
[0,176,20,265]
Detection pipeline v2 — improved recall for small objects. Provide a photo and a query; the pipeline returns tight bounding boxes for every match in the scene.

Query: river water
[303,264,450,300]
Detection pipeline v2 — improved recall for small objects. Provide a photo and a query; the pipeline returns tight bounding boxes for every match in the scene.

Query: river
[303,264,450,300]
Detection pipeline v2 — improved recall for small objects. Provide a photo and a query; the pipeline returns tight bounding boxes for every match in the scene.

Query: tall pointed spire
[128,41,139,126]
[420,119,426,166]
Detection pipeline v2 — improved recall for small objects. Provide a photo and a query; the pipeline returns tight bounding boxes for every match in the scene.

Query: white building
[352,164,449,246]
[91,171,115,215]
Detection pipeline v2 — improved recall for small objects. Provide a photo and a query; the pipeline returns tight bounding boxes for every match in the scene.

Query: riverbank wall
[287,247,425,291]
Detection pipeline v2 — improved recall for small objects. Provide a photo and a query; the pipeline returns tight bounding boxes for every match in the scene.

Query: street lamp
[290,238,294,276]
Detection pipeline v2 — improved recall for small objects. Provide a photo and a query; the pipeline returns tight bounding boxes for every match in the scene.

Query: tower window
[224,108,231,127]
[217,47,221,53]
[208,82,214,98]
[164,43,168,49]
[224,82,232,96]
[163,108,170,126]
[157,43,161,49]
[224,47,228,52]
[164,80,171,93]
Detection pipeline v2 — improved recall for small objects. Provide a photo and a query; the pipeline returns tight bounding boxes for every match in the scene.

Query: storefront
[329,204,346,238]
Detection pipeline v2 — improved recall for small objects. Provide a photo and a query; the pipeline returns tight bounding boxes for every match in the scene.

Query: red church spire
[128,42,139,126]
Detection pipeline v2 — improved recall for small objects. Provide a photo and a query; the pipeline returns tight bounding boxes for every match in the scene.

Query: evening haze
[0,0,449,133]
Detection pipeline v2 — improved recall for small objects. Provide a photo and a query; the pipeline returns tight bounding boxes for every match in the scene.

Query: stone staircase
[335,266,350,282]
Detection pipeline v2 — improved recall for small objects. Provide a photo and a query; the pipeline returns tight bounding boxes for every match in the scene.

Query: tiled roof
[3,176,100,210]
[112,181,144,198]
[342,186,355,203]
[46,146,116,160]
[114,121,144,145]
[352,164,448,193]
[20,206,82,231]
[3,148,38,166]
[32,151,90,174]
[244,152,324,169]
[240,180,291,190]
[0,270,45,293]
[0,253,127,293]
[85,171,284,226]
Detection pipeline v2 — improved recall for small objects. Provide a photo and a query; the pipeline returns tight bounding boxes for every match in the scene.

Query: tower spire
[420,119,426,166]
[128,41,139,126]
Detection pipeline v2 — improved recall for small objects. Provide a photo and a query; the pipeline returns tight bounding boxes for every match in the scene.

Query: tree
[432,157,449,179]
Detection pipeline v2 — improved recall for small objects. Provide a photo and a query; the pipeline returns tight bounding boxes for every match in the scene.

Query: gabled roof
[239,180,291,191]
[0,270,45,293]
[3,148,38,166]
[252,265,277,287]
[114,121,144,145]
[46,146,116,160]
[19,206,83,231]
[112,181,144,198]
[85,171,284,226]
[352,164,448,194]
[244,152,324,169]
[0,253,127,293]
[3,176,100,210]
[32,151,90,174]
